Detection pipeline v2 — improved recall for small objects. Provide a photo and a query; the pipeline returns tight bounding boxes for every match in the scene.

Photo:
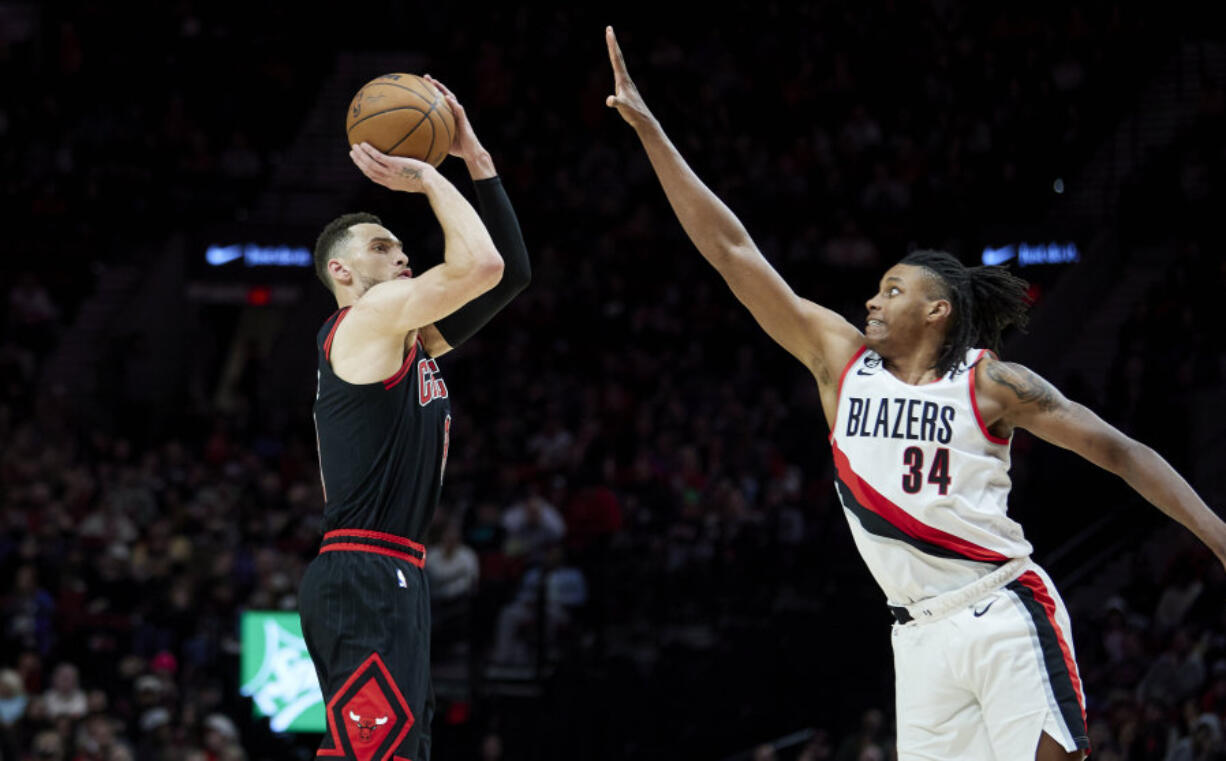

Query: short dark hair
[313,212,382,291]
[899,249,1031,376]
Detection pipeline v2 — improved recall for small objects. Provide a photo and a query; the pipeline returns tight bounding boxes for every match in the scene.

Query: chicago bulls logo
[317,653,413,761]
[418,358,448,406]
[348,712,389,742]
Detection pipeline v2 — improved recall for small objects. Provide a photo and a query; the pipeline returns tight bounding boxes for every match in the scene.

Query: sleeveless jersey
[312,307,452,541]
[830,346,1032,605]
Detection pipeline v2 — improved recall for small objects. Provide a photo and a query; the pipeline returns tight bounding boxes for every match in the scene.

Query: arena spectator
[428,521,481,658]
[491,545,588,665]
[832,708,890,761]
[41,664,87,722]
[0,671,26,728]
[29,729,65,761]
[2,566,56,657]
[1168,713,1226,761]
[427,522,481,602]
[501,493,566,562]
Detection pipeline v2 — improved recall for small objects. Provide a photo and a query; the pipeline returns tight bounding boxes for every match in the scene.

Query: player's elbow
[710,239,753,264]
[473,253,505,292]
[733,239,774,275]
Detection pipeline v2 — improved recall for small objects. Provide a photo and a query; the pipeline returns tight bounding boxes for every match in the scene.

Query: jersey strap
[969,348,1010,444]
[322,307,351,361]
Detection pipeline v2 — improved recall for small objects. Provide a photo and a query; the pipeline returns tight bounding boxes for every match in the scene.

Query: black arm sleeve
[434,175,531,348]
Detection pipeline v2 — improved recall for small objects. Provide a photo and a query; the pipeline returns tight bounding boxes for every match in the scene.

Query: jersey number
[901,446,950,495]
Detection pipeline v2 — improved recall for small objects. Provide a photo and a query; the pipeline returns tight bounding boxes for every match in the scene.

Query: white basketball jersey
[830,346,1032,605]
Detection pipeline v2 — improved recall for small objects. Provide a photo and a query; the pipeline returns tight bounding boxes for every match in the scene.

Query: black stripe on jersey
[835,476,990,563]
[1005,579,1091,750]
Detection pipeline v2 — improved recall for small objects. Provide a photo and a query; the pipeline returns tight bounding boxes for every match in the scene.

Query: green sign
[239,611,325,733]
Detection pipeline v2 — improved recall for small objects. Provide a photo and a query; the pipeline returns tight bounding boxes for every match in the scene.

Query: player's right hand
[349,142,436,193]
[605,26,655,130]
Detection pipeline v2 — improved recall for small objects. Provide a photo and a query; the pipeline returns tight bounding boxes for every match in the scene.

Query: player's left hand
[605,26,655,131]
[423,75,484,162]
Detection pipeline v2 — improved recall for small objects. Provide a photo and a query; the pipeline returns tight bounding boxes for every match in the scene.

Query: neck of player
[881,345,944,385]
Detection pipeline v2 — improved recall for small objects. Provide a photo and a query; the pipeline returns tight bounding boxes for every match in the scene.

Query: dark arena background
[2,2,1225,760]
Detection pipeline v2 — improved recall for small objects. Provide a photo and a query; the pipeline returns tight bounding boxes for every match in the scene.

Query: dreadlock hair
[313,212,382,292]
[899,249,1031,377]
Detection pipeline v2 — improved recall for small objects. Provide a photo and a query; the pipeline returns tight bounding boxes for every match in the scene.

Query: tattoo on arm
[984,361,1062,412]
[400,167,422,180]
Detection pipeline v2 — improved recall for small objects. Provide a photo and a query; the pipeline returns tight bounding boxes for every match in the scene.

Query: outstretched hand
[349,142,435,193]
[605,26,655,130]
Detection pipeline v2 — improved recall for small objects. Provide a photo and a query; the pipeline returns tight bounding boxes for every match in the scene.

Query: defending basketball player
[604,26,1226,761]
[301,76,530,761]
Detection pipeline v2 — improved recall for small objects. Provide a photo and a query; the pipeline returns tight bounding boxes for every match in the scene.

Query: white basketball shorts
[891,561,1089,760]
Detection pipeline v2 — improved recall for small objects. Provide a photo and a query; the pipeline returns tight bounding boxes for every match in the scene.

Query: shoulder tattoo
[983,361,1062,412]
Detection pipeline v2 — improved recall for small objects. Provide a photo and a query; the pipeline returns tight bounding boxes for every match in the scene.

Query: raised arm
[344,144,504,338]
[975,358,1226,569]
[417,75,531,357]
[604,26,862,392]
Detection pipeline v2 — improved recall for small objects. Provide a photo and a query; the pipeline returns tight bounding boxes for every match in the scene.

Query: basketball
[345,74,455,167]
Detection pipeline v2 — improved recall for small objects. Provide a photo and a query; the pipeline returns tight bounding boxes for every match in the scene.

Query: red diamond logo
[317,653,413,761]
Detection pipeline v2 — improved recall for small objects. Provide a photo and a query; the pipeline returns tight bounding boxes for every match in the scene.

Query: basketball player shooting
[300,76,530,761]
[604,26,1226,761]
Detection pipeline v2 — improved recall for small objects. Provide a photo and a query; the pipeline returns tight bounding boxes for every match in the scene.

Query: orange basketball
[345,74,455,167]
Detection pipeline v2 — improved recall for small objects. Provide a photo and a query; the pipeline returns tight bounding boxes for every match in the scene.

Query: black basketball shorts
[299,530,433,761]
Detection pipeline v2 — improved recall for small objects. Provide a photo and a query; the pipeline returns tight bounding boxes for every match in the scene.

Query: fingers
[349,143,382,174]
[424,75,462,112]
[606,26,628,80]
[423,74,453,99]
[443,92,464,118]
[353,142,389,167]
[350,142,394,183]
[349,143,375,173]
[355,141,390,165]
[424,74,467,123]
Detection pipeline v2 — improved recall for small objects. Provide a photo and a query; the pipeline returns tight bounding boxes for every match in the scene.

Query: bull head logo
[349,711,388,742]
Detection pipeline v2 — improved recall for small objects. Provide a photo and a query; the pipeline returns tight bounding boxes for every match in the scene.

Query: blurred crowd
[3,1,1225,760]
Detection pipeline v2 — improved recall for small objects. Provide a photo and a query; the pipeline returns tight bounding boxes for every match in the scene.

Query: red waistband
[318,529,426,568]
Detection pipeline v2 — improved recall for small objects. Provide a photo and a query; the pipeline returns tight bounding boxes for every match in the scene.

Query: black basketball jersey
[312,307,452,541]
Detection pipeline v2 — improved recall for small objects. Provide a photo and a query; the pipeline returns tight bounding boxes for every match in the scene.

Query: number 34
[902,446,950,495]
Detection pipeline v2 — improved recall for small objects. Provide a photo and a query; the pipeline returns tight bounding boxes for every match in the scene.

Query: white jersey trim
[968,348,1010,445]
